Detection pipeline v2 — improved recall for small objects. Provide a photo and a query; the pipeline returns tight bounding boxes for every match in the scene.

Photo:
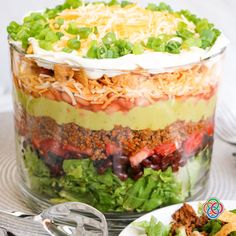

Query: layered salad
[8,0,227,213]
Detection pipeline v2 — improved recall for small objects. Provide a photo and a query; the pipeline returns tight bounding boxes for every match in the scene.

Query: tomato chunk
[184,133,204,155]
[154,142,177,156]
[130,147,154,167]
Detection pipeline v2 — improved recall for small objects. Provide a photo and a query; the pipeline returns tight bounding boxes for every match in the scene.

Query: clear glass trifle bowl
[8,0,228,233]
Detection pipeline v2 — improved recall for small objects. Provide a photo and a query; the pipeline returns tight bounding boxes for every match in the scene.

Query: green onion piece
[87,45,98,58]
[104,45,119,58]
[87,47,98,58]
[157,2,173,12]
[57,18,64,25]
[78,27,92,39]
[92,1,107,5]
[16,28,30,49]
[21,38,29,49]
[213,28,221,39]
[44,8,59,19]
[56,32,64,39]
[39,40,53,50]
[66,22,79,35]
[182,38,202,49]
[146,2,172,12]
[133,43,144,55]
[110,46,120,58]
[64,0,82,9]
[36,28,51,40]
[93,26,99,34]
[146,3,158,11]
[62,47,73,53]
[97,45,108,58]
[102,32,116,45]
[202,220,223,235]
[177,29,194,40]
[108,0,120,6]
[147,37,165,52]
[178,10,200,25]
[30,21,45,37]
[196,19,214,34]
[67,38,81,50]
[106,49,116,58]
[200,29,217,49]
[7,21,21,35]
[121,1,132,8]
[146,37,155,48]
[176,21,194,40]
[23,13,46,23]
[177,21,188,30]
[45,31,59,43]
[165,40,181,54]
[54,4,68,12]
[115,39,133,56]
[54,18,65,29]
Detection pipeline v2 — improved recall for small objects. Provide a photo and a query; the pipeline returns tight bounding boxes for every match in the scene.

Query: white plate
[120,200,236,236]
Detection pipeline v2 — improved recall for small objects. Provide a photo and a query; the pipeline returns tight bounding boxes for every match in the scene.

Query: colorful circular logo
[203,198,224,219]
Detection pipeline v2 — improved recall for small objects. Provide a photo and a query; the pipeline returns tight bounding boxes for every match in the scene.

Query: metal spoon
[0,202,108,236]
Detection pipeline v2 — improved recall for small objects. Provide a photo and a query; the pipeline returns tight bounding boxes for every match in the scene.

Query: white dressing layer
[12,34,229,80]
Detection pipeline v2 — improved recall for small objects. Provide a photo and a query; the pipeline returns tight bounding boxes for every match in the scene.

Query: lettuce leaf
[134,216,170,236]
[23,145,211,212]
[59,158,184,212]
[202,220,223,236]
[24,146,58,197]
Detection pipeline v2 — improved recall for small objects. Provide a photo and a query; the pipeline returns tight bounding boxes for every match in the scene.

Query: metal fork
[0,202,108,236]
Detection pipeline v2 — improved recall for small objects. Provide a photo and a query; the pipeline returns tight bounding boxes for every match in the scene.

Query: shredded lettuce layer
[22,144,211,212]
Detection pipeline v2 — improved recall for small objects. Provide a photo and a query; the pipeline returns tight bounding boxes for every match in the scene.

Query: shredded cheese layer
[49,3,195,54]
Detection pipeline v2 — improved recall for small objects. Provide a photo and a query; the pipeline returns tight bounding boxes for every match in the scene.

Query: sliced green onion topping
[133,43,144,55]
[62,47,73,53]
[121,1,132,8]
[182,37,202,49]
[77,27,92,39]
[7,0,222,56]
[66,22,79,35]
[108,0,120,6]
[67,38,81,50]
[102,32,117,45]
[165,40,181,54]
[146,2,172,12]
[64,0,82,9]
[45,31,60,43]
[39,40,53,50]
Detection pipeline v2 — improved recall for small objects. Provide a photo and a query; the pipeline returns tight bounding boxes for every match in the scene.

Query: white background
[1,0,236,111]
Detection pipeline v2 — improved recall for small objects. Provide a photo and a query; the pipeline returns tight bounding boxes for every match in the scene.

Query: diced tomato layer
[106,143,121,156]
[184,133,204,155]
[31,138,92,158]
[117,98,134,110]
[154,142,177,156]
[205,122,215,136]
[32,136,41,149]
[63,144,93,156]
[39,139,66,157]
[129,147,154,167]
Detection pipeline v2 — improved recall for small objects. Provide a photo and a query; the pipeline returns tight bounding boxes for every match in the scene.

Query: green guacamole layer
[15,88,217,131]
